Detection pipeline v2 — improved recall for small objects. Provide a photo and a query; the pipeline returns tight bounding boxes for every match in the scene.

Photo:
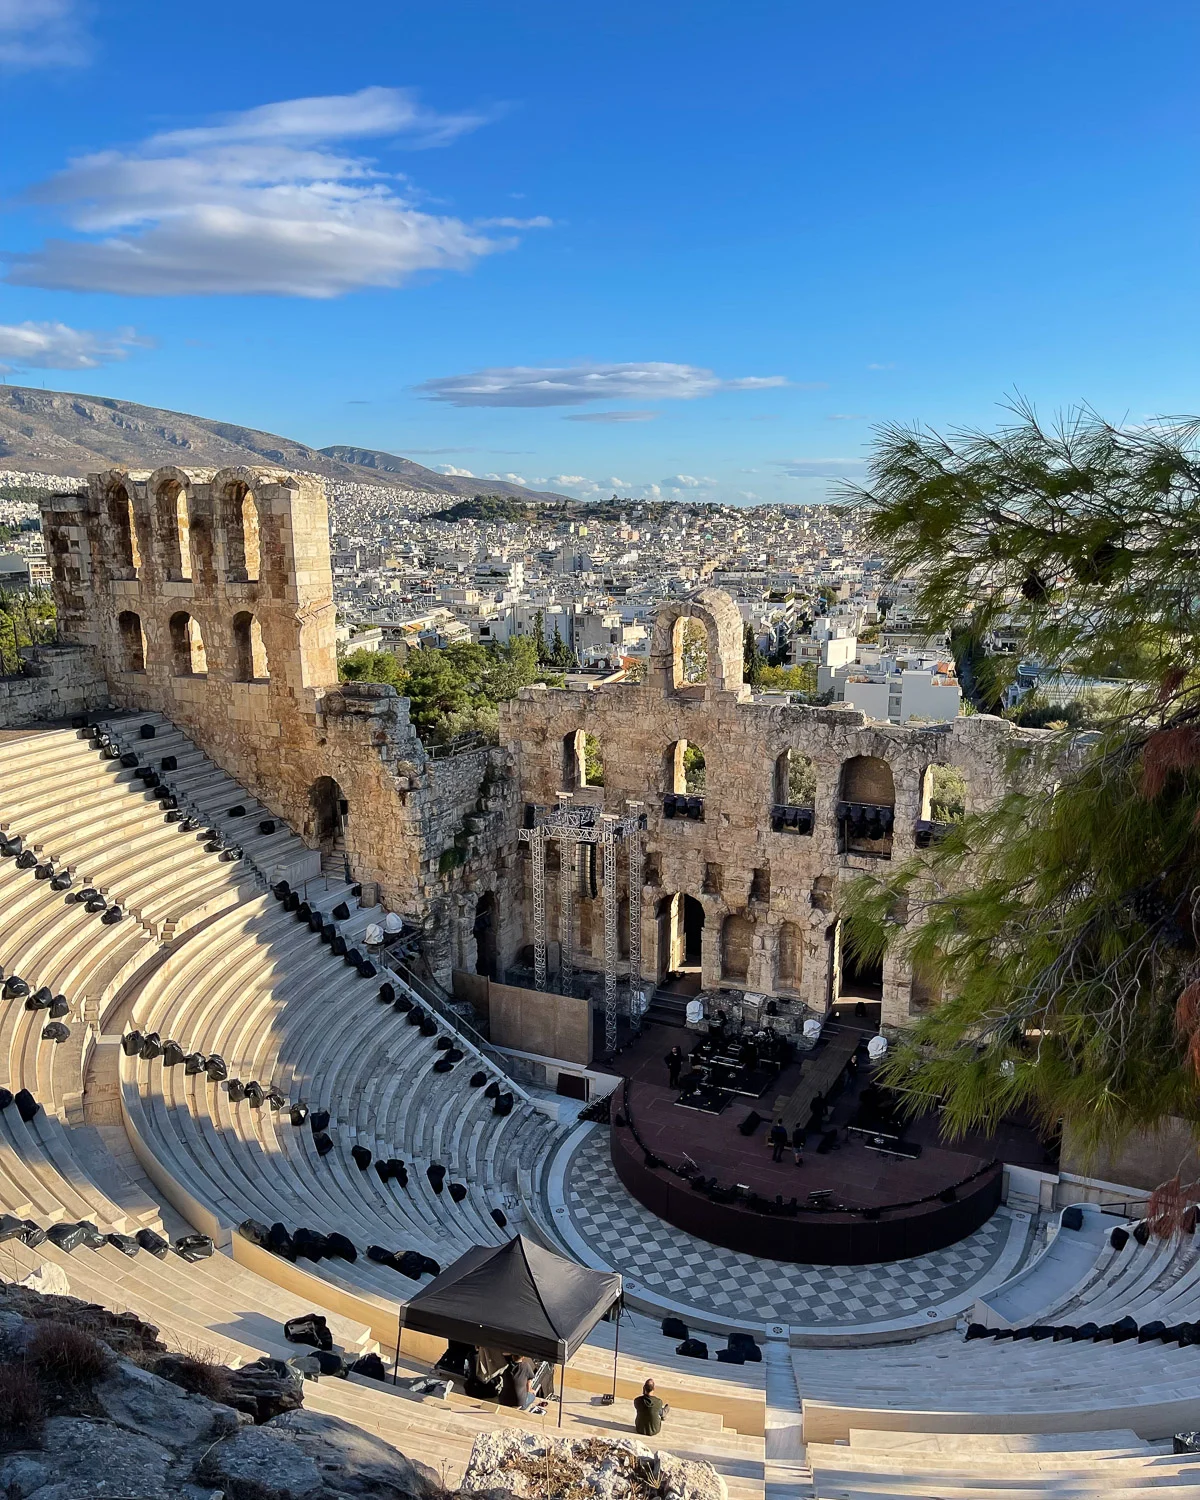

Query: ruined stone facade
[498,589,1048,1028]
[29,470,1048,1029]
[34,469,512,980]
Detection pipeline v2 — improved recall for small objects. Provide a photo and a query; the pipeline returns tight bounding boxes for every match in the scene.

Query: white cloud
[827,413,866,420]
[475,216,554,229]
[435,464,476,477]
[0,0,86,69]
[0,320,147,373]
[774,458,866,479]
[661,474,718,489]
[417,362,788,408]
[563,409,660,424]
[867,362,895,370]
[6,87,511,297]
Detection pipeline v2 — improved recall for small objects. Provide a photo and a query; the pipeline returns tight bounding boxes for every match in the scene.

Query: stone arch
[231,611,269,682]
[150,468,193,582]
[838,754,896,857]
[655,892,704,979]
[104,477,139,578]
[308,775,347,854]
[168,610,207,676]
[776,919,803,992]
[665,739,706,795]
[473,890,498,978]
[213,467,265,583]
[774,748,816,807]
[920,761,967,823]
[721,911,753,984]
[117,610,146,673]
[562,731,585,790]
[648,588,747,699]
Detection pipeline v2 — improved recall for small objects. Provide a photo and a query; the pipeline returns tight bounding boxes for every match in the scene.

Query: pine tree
[839,404,1200,1177]
[743,624,763,687]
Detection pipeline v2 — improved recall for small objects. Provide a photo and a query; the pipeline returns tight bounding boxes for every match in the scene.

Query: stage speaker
[309,911,324,933]
[1061,1204,1084,1231]
[331,935,347,956]
[675,1338,708,1360]
[320,922,336,944]
[283,891,300,912]
[296,902,312,924]
[737,1111,763,1137]
[160,755,177,771]
[139,723,156,739]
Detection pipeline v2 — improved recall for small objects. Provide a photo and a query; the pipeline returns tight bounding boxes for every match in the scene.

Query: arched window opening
[309,776,347,856]
[776,920,803,992]
[231,611,269,682]
[221,482,260,583]
[168,611,207,676]
[671,616,710,690]
[917,763,967,845]
[721,912,753,984]
[655,892,704,981]
[156,480,192,581]
[910,957,943,1015]
[664,740,705,821]
[772,749,816,834]
[473,891,498,979]
[562,731,584,790]
[106,484,139,577]
[583,732,604,786]
[837,755,895,857]
[117,611,146,673]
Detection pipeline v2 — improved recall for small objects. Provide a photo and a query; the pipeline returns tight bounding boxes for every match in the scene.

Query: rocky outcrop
[463,1431,725,1500]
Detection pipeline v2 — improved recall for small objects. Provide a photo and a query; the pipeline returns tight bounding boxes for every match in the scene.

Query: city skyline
[2,1,1198,503]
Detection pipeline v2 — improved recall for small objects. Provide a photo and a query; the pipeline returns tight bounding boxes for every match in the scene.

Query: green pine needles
[840,403,1200,1159]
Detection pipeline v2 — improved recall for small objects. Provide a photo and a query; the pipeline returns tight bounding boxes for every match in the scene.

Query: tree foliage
[340,636,561,744]
[0,589,56,675]
[839,404,1200,1160]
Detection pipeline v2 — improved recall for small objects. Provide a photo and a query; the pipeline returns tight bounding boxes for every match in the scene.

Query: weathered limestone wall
[499,588,1049,1028]
[0,643,110,728]
[37,471,504,971]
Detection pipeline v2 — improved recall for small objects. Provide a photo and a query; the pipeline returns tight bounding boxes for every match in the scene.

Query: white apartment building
[820,649,961,724]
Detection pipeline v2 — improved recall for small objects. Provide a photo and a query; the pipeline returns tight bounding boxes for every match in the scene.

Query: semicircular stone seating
[797,1202,1200,1449]
[0,721,769,1494]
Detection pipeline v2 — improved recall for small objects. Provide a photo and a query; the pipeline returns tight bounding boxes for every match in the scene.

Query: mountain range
[0,384,570,503]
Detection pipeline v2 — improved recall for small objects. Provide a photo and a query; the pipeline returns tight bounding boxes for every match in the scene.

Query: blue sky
[1,1,1198,504]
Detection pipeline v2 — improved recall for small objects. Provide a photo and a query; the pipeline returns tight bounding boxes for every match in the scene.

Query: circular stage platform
[602,1020,1043,1267]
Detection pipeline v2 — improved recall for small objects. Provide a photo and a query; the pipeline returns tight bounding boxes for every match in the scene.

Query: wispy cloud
[564,409,660,424]
[6,87,513,297]
[417,362,788,408]
[827,413,866,421]
[0,0,87,70]
[867,362,895,370]
[774,458,866,479]
[0,320,147,373]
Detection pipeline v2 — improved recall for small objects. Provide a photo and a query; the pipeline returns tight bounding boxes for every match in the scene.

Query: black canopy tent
[395,1235,623,1425]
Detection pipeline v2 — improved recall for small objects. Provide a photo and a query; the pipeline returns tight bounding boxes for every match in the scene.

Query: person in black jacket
[791,1123,806,1166]
[769,1118,788,1163]
[665,1045,684,1089]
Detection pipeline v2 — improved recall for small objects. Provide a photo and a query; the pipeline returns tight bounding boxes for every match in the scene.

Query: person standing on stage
[791,1122,806,1166]
[665,1045,684,1089]
[769,1118,788,1163]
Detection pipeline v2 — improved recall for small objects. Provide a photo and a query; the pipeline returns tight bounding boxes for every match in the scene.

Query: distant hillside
[0,385,570,503]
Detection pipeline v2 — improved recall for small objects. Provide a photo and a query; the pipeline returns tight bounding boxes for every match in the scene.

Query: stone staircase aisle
[763,1341,813,1499]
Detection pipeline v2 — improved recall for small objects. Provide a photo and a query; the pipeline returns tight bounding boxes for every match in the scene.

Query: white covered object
[802,1018,823,1042]
[383,912,404,934]
[867,1034,889,1061]
[364,924,384,947]
[685,999,705,1026]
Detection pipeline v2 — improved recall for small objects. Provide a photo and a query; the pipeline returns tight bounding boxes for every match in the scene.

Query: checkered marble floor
[560,1126,1011,1327]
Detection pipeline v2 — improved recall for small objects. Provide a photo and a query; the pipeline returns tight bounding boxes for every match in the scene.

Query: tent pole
[612,1302,621,1400]
[558,1363,565,1428]
[392,1304,408,1387]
